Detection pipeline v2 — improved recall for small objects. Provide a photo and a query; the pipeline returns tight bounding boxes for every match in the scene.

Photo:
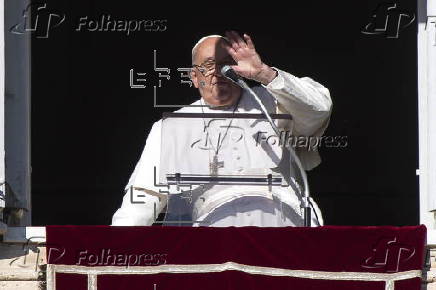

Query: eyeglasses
[192,59,236,77]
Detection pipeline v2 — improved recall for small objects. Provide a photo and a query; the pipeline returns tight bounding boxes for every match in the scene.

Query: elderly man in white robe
[112,31,332,227]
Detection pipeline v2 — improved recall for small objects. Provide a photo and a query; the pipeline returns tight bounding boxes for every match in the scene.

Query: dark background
[30,0,419,225]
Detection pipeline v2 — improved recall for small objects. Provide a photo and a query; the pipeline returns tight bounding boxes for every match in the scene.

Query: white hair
[191,35,228,64]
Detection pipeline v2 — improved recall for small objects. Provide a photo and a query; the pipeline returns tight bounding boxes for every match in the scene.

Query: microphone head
[220,65,233,75]
[220,65,241,85]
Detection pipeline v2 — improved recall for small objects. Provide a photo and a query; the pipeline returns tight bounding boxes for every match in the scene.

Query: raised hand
[224,31,277,85]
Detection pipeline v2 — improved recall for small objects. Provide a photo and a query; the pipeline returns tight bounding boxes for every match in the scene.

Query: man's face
[191,37,241,107]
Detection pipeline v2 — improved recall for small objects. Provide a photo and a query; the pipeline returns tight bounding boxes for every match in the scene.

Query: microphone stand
[222,66,312,227]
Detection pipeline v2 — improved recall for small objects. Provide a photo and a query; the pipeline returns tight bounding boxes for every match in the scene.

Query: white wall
[2,0,32,226]
[0,0,6,215]
[418,0,436,236]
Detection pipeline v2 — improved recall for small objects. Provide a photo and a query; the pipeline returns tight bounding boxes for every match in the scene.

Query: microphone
[220,65,246,88]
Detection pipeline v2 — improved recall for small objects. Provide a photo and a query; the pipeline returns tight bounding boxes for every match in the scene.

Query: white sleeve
[111,121,167,226]
[262,68,333,170]
[263,68,332,136]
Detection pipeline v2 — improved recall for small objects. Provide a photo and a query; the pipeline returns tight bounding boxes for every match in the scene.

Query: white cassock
[111,68,332,227]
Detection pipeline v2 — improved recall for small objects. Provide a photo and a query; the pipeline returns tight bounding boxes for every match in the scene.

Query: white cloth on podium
[111,68,332,227]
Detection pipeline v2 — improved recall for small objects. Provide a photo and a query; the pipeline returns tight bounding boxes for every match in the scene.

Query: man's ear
[190,69,199,88]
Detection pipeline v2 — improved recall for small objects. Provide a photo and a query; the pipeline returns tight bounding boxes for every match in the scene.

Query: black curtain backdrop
[30,0,419,225]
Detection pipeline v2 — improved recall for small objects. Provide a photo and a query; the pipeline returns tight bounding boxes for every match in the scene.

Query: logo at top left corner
[10,2,66,39]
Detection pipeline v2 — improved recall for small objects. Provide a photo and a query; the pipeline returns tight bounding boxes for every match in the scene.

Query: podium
[154,112,321,227]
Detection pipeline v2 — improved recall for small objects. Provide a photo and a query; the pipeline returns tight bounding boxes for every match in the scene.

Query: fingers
[231,31,246,48]
[243,34,255,49]
[222,41,238,59]
[225,31,241,52]
[223,31,257,67]
[225,30,253,51]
